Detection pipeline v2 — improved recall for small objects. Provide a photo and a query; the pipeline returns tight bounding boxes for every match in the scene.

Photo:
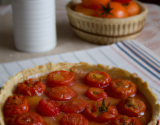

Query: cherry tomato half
[60,114,88,125]
[60,99,87,114]
[46,70,75,87]
[123,1,140,16]
[37,99,60,116]
[17,79,46,96]
[3,95,29,117]
[85,71,111,88]
[113,115,142,125]
[15,112,43,125]
[84,99,118,122]
[47,86,75,101]
[107,79,137,99]
[85,87,108,101]
[117,98,146,117]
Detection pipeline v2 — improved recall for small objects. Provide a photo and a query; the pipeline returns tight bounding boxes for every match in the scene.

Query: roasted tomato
[60,113,88,125]
[96,2,128,18]
[15,112,43,125]
[113,115,142,125]
[123,1,140,16]
[37,99,60,116]
[107,79,137,99]
[74,3,96,17]
[3,95,29,117]
[85,87,108,101]
[117,98,146,117]
[46,70,75,87]
[112,0,132,4]
[17,79,46,96]
[47,86,75,101]
[82,0,110,10]
[85,71,111,88]
[60,99,87,114]
[84,99,118,122]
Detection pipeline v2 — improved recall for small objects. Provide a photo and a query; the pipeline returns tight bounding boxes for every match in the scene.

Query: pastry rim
[0,62,159,125]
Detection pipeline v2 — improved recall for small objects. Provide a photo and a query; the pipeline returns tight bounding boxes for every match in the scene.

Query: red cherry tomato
[47,86,75,101]
[112,0,132,4]
[46,70,75,87]
[17,79,46,96]
[60,99,87,114]
[84,99,118,122]
[107,79,137,99]
[113,115,142,125]
[37,99,60,116]
[15,112,43,125]
[3,95,29,117]
[117,98,146,117]
[85,71,111,88]
[60,114,88,125]
[85,87,108,101]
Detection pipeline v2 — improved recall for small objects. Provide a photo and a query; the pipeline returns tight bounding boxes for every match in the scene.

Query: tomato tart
[0,62,159,125]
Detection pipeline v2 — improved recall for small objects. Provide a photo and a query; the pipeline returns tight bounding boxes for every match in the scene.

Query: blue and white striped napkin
[0,40,159,103]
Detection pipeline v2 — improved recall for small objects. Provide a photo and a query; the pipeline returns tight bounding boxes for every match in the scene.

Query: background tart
[0,62,159,125]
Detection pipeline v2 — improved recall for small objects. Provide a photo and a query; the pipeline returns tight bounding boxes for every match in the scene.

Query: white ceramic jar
[12,0,56,52]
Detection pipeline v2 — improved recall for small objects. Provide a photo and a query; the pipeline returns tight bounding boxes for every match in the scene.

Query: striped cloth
[0,40,159,102]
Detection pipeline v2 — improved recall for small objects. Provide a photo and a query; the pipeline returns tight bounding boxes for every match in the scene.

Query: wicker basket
[66,0,148,45]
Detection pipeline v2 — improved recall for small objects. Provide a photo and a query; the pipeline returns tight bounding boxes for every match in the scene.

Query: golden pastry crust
[0,62,159,125]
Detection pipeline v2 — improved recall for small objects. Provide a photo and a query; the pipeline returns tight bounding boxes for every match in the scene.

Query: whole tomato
[123,1,140,16]
[74,3,96,17]
[96,2,128,18]
[112,0,132,4]
[82,0,110,10]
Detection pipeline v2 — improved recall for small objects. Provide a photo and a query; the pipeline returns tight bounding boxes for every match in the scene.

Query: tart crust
[0,62,159,125]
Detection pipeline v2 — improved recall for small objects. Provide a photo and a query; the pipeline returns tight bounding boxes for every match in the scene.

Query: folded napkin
[0,40,159,100]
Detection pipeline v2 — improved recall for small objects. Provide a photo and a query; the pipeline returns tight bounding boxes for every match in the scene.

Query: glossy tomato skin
[85,87,108,101]
[112,0,132,4]
[60,113,88,125]
[37,99,60,116]
[3,95,29,117]
[85,71,111,88]
[47,86,75,101]
[15,112,43,125]
[46,70,75,87]
[84,101,118,122]
[123,1,140,16]
[82,0,110,10]
[60,99,87,114]
[96,2,128,18]
[107,79,137,99]
[74,3,96,17]
[113,115,142,125]
[17,79,46,96]
[117,98,146,117]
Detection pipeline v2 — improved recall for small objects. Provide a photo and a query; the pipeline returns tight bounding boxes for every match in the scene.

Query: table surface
[0,0,160,64]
